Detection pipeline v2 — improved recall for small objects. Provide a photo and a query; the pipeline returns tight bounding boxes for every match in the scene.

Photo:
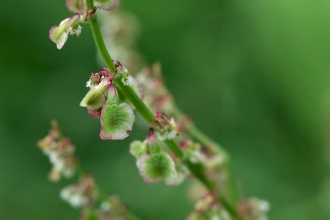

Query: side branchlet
[38,122,135,220]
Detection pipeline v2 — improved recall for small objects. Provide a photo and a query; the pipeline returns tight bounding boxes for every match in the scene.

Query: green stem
[86,0,239,218]
[85,0,116,73]
[114,79,154,123]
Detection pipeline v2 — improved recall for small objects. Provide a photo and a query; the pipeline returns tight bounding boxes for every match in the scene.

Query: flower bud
[239,197,270,220]
[60,186,88,208]
[80,80,109,110]
[122,75,144,98]
[49,15,82,49]
[49,18,72,49]
[136,63,175,113]
[186,192,231,220]
[94,0,120,11]
[37,121,77,182]
[154,113,178,141]
[129,140,146,159]
[180,140,204,164]
[115,66,144,107]
[66,0,86,13]
[60,175,97,208]
[194,194,215,212]
[100,200,111,212]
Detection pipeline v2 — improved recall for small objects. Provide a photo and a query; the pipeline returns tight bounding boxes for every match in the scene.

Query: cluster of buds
[60,175,96,208]
[80,62,142,140]
[61,175,131,220]
[99,10,144,73]
[99,196,131,220]
[239,198,270,220]
[130,134,179,185]
[136,63,174,113]
[186,192,231,220]
[37,121,76,181]
[176,115,193,135]
[38,122,132,219]
[79,197,130,220]
[50,0,121,49]
[180,140,204,163]
[180,141,226,187]
[153,112,178,141]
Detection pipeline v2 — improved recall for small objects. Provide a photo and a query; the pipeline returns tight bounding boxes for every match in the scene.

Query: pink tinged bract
[99,87,135,140]
[66,0,86,13]
[49,16,82,49]
[49,26,69,50]
[87,108,102,118]
[93,0,120,11]
[136,153,179,185]
[49,18,73,49]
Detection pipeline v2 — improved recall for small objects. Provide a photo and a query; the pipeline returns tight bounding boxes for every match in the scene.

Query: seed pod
[137,153,178,185]
[100,87,135,140]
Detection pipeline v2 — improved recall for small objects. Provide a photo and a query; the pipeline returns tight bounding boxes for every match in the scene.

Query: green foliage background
[1,0,330,219]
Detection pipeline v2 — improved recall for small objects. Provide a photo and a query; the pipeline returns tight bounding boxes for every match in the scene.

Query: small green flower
[80,80,109,110]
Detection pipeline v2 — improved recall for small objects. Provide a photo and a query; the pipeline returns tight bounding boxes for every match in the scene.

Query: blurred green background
[1,0,330,219]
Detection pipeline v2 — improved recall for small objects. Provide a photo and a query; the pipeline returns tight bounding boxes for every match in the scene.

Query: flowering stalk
[38,121,140,220]
[85,0,240,218]
[46,0,271,219]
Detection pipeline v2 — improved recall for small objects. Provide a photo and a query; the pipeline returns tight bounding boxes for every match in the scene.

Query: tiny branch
[38,121,140,220]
